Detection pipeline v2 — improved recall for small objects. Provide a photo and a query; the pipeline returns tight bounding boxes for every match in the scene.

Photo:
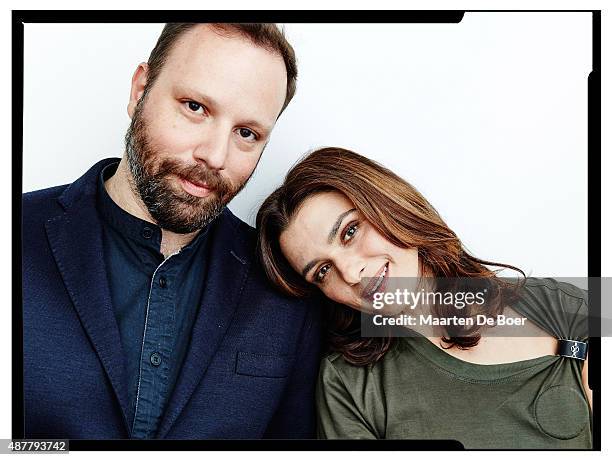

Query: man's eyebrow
[241,118,273,137]
[175,85,273,136]
[300,208,357,279]
[176,85,220,111]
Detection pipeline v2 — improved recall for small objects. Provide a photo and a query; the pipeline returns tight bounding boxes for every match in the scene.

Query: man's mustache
[155,159,235,198]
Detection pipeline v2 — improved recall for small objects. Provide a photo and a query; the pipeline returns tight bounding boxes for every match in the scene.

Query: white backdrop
[22,13,591,277]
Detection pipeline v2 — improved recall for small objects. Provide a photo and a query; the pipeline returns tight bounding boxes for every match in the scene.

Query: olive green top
[316,278,591,448]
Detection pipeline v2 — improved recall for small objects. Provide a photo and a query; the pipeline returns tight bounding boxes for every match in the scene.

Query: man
[22,23,321,439]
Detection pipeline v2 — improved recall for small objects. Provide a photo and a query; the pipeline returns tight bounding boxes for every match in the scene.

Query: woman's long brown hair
[256,147,525,366]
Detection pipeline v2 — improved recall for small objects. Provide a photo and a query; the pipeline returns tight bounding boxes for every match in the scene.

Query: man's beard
[124,97,245,234]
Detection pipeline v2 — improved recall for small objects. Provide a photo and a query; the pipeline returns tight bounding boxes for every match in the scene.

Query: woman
[256,147,591,448]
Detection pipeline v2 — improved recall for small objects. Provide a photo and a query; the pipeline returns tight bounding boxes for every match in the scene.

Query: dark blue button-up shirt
[96,162,211,439]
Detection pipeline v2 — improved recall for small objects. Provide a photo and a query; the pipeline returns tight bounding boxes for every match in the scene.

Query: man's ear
[127,63,149,119]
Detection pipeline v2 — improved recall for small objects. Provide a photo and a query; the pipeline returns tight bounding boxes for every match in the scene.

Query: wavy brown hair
[256,147,525,366]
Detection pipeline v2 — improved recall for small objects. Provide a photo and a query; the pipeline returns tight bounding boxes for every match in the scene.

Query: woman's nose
[336,256,365,285]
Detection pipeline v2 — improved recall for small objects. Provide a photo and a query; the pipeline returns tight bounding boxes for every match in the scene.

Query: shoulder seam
[526,279,587,305]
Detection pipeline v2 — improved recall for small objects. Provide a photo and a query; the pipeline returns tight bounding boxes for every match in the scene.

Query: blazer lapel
[45,190,131,435]
[156,211,251,438]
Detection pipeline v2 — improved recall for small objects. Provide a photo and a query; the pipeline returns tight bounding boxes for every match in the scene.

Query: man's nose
[192,124,231,170]
[336,256,365,286]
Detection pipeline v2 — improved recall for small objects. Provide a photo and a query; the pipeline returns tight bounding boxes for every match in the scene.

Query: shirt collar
[96,161,210,254]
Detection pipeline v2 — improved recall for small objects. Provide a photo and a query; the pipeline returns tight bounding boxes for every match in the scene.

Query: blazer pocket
[235,351,295,378]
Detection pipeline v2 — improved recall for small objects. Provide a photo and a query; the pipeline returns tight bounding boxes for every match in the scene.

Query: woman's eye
[315,264,331,283]
[342,222,359,242]
[186,101,205,115]
[236,127,257,142]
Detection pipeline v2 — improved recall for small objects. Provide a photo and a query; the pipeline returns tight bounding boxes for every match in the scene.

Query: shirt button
[141,227,153,239]
[150,352,162,367]
[159,276,167,288]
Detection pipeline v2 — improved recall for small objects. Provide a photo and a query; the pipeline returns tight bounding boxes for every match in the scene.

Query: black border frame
[12,9,601,451]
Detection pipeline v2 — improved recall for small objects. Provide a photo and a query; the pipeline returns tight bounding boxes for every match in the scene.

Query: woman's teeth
[369,263,387,296]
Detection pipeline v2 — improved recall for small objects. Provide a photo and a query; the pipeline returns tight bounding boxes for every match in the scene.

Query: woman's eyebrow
[302,208,357,278]
[301,208,357,278]
[301,259,320,278]
[327,208,357,244]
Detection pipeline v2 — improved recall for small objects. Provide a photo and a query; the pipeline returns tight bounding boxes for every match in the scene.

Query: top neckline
[399,332,558,382]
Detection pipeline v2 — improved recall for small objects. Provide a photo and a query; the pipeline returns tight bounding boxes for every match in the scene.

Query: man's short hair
[146,23,298,114]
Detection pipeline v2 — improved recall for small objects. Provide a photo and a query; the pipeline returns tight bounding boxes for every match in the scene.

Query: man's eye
[186,101,205,114]
[315,264,331,283]
[342,222,359,243]
[236,127,257,142]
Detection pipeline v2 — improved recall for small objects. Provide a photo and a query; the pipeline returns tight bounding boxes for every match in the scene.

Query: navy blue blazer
[22,158,322,439]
